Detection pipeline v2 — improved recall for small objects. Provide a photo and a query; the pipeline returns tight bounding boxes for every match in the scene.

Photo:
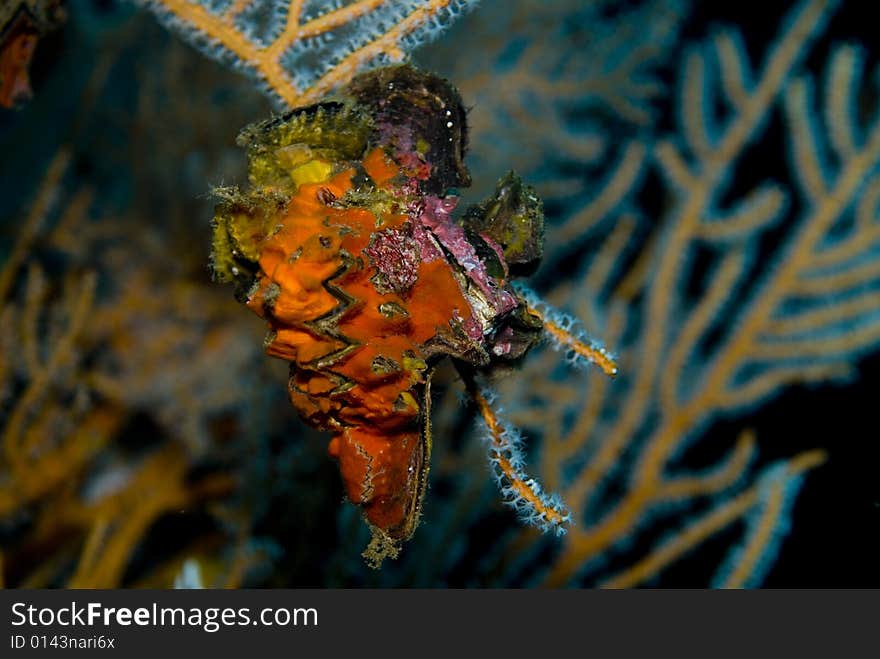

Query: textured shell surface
[212,64,546,565]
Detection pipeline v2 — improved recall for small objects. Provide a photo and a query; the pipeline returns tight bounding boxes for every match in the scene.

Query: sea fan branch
[140,0,476,106]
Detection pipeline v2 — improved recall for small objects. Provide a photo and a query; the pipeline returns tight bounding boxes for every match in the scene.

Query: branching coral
[307,0,879,587]
[416,0,688,204]
[0,18,287,587]
[450,0,880,587]
[139,0,476,107]
[0,150,249,587]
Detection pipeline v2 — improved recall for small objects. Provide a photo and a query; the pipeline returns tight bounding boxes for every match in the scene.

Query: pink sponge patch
[363,227,422,294]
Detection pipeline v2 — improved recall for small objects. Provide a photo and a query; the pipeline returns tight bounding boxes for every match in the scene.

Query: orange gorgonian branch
[141,0,476,107]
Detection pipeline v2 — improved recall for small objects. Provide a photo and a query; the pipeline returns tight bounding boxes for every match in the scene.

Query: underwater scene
[1,0,878,587]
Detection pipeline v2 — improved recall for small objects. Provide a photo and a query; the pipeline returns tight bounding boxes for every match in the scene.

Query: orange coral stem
[468,379,570,529]
[151,0,466,105]
[530,306,619,377]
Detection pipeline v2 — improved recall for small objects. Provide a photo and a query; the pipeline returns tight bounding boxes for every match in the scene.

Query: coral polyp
[211,65,615,565]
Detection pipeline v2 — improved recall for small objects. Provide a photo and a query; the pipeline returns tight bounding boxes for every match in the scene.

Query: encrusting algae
[211,65,614,566]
